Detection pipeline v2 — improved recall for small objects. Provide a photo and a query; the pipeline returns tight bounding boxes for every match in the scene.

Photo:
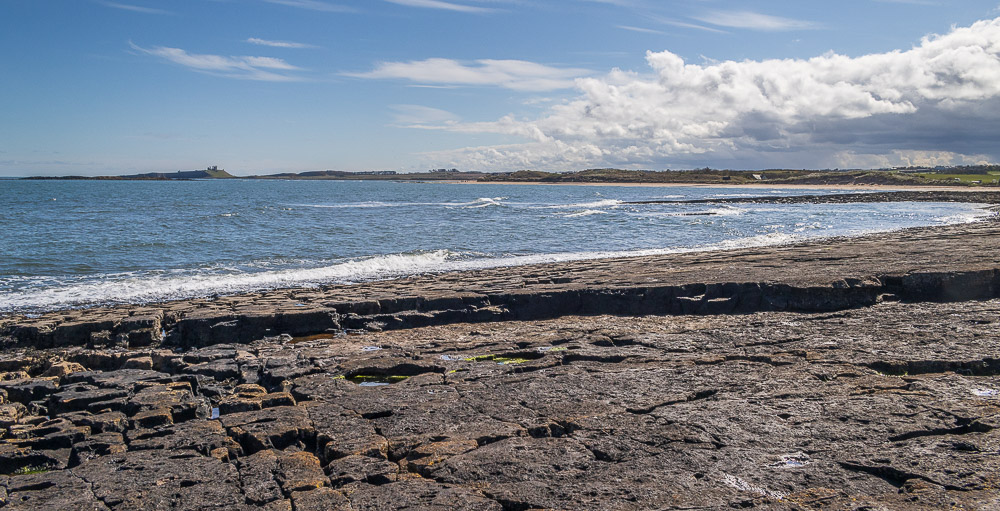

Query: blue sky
[2,0,1000,176]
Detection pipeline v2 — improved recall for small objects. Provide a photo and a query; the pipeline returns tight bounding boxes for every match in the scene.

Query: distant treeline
[478,168,995,186]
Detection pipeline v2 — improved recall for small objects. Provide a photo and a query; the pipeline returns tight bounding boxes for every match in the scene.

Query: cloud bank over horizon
[417,17,1000,171]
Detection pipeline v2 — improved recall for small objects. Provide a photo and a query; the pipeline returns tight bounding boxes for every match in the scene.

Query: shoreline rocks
[0,193,998,508]
[4,203,1000,350]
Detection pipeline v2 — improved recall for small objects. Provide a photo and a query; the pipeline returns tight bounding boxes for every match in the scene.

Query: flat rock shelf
[0,191,999,509]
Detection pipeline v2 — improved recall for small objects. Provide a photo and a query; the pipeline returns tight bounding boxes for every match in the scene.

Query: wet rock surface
[0,302,997,509]
[0,197,999,509]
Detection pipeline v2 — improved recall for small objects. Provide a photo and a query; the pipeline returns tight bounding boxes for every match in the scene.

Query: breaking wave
[541,199,623,209]
[563,209,609,218]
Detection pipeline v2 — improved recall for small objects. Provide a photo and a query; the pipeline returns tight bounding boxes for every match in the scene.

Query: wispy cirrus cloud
[130,42,306,81]
[384,0,496,13]
[246,37,317,49]
[347,58,591,91]
[875,0,936,5]
[649,17,727,34]
[616,25,665,35]
[694,10,819,31]
[99,1,171,15]
[389,105,460,126]
[261,0,356,12]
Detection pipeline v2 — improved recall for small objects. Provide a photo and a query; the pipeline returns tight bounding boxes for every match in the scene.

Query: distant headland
[20,165,1000,187]
[22,165,235,181]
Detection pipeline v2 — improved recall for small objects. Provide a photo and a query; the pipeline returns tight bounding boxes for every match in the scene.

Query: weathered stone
[48,384,128,415]
[305,402,388,461]
[275,451,327,493]
[0,444,71,474]
[72,432,127,461]
[6,418,88,450]
[126,382,207,423]
[290,487,352,511]
[73,450,246,510]
[0,379,57,405]
[405,439,479,477]
[4,470,110,510]
[343,479,503,510]
[41,361,85,378]
[327,454,399,486]
[131,408,173,429]
[122,356,153,370]
[0,403,26,429]
[237,450,285,506]
[126,420,242,457]
[220,406,313,454]
[64,411,128,434]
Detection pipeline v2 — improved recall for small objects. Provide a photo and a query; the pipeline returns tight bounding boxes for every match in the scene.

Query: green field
[913,172,1000,184]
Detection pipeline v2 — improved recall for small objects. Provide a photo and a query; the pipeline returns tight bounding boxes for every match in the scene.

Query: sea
[0,179,992,314]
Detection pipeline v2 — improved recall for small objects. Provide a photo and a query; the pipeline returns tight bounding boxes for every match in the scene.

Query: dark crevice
[867,359,1000,376]
[837,461,969,492]
[889,420,994,442]
[480,491,535,511]
[626,389,719,415]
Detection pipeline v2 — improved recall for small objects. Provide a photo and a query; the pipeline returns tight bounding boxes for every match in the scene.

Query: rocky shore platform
[0,191,999,509]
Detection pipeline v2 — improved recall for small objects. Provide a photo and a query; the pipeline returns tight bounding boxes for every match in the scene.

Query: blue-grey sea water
[0,179,991,313]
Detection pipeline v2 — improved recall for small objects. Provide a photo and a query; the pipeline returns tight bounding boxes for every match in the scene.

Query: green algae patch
[346,374,409,385]
[463,353,541,365]
[8,465,51,476]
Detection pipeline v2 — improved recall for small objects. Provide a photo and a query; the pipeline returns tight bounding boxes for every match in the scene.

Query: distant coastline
[21,166,235,181]
[18,165,1000,187]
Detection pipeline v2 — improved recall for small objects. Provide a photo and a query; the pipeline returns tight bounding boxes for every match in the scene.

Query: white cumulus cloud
[419,17,1000,170]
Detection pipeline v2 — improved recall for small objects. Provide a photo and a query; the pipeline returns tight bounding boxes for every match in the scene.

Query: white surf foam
[563,209,609,218]
[2,204,993,313]
[0,250,457,312]
[541,199,623,209]
[459,197,508,208]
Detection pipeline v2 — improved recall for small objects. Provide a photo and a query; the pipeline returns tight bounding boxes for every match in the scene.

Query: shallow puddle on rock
[361,346,382,352]
[773,452,812,468]
[973,388,997,397]
[210,407,220,419]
